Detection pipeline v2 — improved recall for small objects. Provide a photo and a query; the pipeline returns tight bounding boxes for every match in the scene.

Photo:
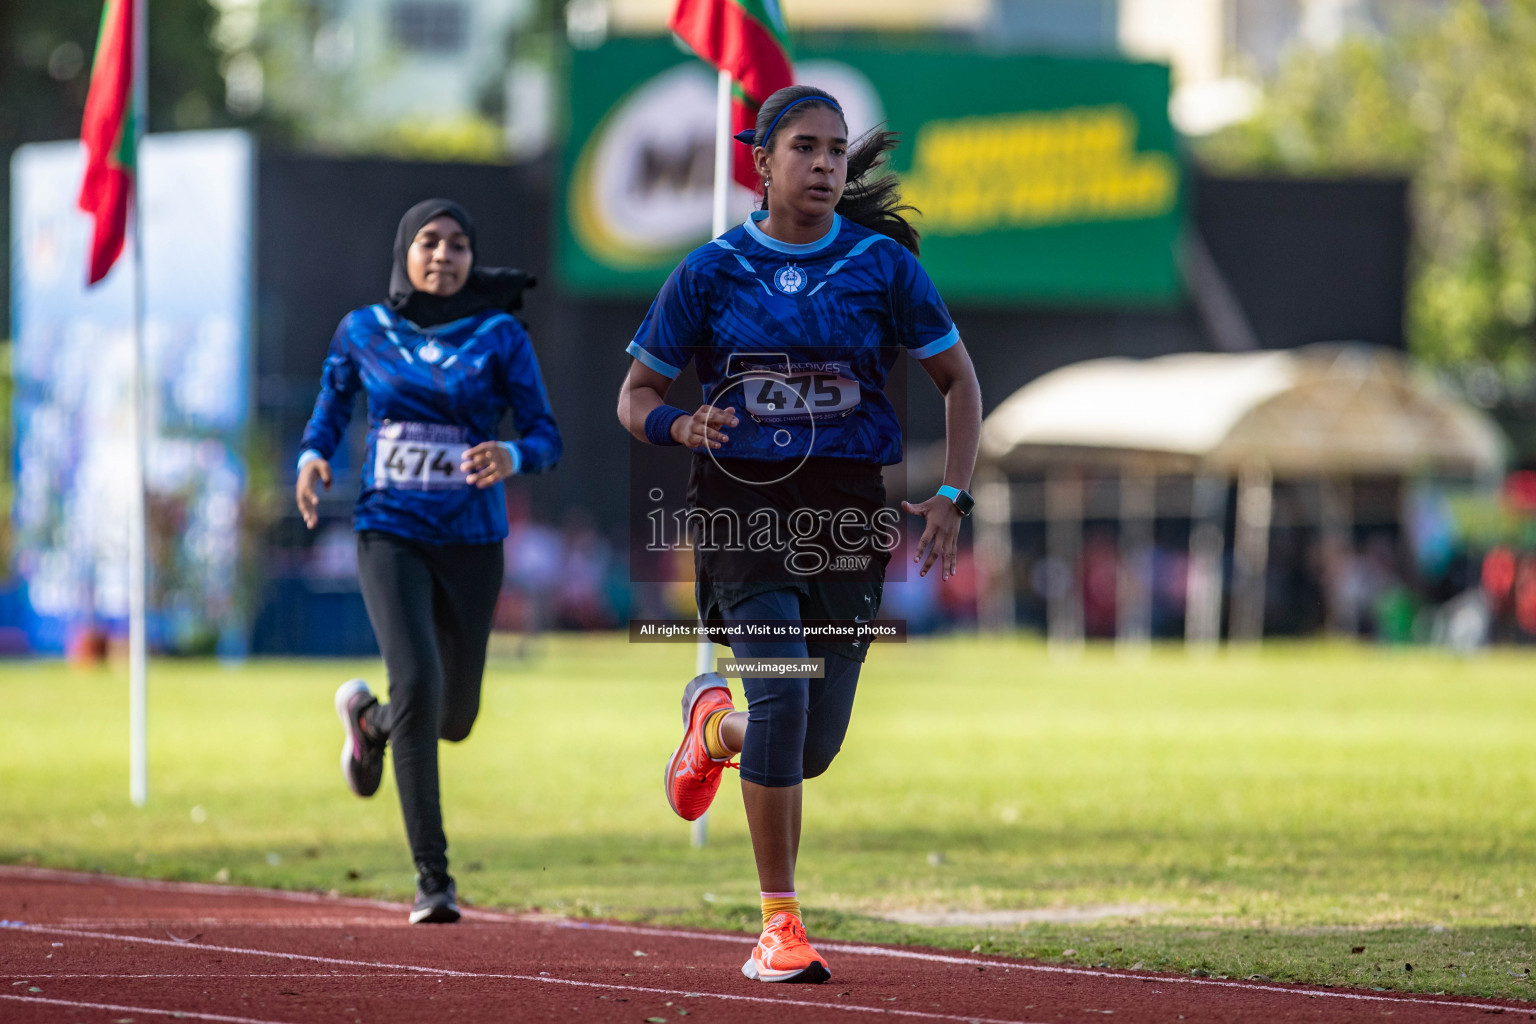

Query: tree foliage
[1,0,232,146]
[0,0,235,329]
[1199,0,1536,371]
[239,0,521,162]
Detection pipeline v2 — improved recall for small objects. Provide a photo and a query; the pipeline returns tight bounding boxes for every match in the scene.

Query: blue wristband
[499,441,522,475]
[936,485,961,504]
[644,405,688,447]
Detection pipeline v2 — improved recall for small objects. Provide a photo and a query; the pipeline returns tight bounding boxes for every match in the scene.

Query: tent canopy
[979,345,1506,477]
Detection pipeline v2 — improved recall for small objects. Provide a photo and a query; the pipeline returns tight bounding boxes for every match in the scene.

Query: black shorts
[687,454,892,662]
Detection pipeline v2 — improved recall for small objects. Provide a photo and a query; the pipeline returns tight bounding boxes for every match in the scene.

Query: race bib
[741,371,861,420]
[373,421,470,490]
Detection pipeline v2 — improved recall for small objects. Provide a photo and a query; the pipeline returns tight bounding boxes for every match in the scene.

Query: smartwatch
[936,484,975,517]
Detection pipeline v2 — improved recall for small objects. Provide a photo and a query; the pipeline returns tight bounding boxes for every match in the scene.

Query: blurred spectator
[1151,542,1189,636]
[1029,554,1071,611]
[1081,527,1118,637]
[664,547,698,619]
[307,523,359,585]
[883,531,943,634]
[1514,554,1536,637]
[500,516,563,632]
[1481,545,1515,639]
[937,546,978,627]
[553,513,616,630]
[1358,534,1410,640]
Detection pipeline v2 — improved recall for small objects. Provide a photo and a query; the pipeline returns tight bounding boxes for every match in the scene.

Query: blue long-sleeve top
[299,304,562,545]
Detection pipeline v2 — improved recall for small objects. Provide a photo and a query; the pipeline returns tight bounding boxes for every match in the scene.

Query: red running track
[1,867,1531,1023]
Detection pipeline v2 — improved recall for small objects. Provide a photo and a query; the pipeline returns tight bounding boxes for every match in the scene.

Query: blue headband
[733,95,844,148]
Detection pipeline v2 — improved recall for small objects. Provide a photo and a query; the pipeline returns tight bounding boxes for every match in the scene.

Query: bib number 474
[381,444,459,483]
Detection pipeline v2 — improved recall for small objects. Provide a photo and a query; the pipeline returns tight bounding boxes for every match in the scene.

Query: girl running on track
[297,198,562,924]
[616,85,981,983]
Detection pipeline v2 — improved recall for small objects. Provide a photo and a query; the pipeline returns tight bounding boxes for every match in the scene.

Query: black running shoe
[334,679,384,798]
[409,873,460,924]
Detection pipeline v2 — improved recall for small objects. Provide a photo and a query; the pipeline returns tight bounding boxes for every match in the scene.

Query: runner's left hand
[461,442,514,488]
[901,496,963,581]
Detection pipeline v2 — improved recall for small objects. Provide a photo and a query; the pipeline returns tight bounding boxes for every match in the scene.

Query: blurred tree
[369,118,509,162]
[1199,35,1420,174]
[1199,0,1536,372]
[240,0,509,162]
[238,0,374,154]
[3,0,230,145]
[0,0,236,328]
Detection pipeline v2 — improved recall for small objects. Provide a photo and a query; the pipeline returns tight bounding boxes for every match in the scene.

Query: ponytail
[750,85,922,255]
[835,128,920,255]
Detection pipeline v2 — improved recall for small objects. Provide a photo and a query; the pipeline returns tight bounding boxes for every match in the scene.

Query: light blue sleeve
[497,319,562,474]
[626,261,707,378]
[891,248,960,359]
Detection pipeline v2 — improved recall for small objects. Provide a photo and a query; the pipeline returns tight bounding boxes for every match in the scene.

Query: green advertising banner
[560,39,1182,304]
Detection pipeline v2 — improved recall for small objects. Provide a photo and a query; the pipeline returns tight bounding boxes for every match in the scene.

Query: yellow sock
[703,708,733,760]
[761,892,800,926]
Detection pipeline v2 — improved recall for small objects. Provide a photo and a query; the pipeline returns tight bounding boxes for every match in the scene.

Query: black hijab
[387,198,536,328]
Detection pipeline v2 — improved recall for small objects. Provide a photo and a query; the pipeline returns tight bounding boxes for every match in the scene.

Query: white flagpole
[711,68,731,239]
[128,0,150,808]
[691,67,733,850]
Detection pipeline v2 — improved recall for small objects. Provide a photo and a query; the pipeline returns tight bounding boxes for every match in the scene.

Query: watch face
[952,489,975,516]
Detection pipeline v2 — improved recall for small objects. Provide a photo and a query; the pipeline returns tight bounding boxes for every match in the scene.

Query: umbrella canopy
[979,345,1506,477]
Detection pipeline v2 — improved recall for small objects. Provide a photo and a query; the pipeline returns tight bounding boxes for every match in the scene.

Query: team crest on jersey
[418,340,444,364]
[774,264,807,295]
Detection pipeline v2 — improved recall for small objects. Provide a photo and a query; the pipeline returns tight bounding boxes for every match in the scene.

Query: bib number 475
[747,373,859,418]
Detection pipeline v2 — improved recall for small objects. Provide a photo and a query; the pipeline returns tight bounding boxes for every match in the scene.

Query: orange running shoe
[742,912,831,983]
[663,672,735,821]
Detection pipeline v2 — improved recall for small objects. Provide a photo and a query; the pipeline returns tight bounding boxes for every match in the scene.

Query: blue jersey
[626,212,958,465]
[300,304,561,545]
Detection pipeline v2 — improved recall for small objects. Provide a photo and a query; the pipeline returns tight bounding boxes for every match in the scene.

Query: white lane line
[514,972,1047,1024]
[3,924,1040,1024]
[5,925,473,975]
[0,992,295,1024]
[7,973,406,979]
[5,871,1529,1017]
[46,919,419,929]
[544,919,1533,1016]
[0,864,509,925]
[0,866,407,915]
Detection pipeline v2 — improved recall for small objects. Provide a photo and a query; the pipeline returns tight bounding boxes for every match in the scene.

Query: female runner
[297,198,562,923]
[616,85,981,982]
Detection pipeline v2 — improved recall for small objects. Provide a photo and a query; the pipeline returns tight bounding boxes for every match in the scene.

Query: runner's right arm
[617,361,735,449]
[299,314,362,464]
[296,315,361,529]
[615,261,734,448]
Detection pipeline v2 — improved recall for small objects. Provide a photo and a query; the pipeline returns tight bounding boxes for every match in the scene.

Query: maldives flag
[669,0,792,189]
[78,0,136,286]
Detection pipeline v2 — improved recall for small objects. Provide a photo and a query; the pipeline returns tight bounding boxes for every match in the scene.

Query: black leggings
[723,588,862,788]
[355,530,503,879]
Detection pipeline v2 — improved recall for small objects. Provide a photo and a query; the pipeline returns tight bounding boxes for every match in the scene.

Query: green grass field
[4,636,1535,999]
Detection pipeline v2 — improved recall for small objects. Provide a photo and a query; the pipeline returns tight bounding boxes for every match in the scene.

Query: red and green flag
[669,0,793,189]
[78,0,136,286]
